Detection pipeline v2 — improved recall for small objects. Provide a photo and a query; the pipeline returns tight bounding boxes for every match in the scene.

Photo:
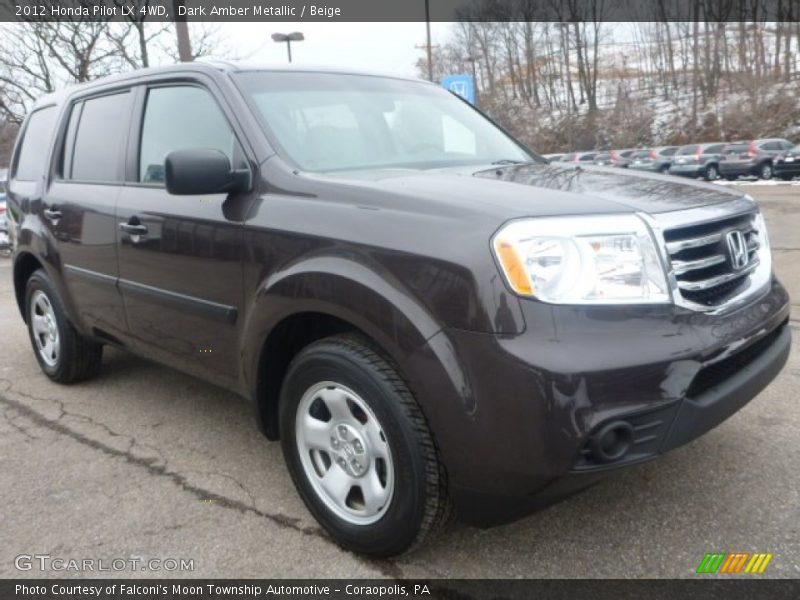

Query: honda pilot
[6,63,791,557]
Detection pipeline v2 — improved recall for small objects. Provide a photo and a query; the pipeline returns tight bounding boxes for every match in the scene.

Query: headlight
[492,215,670,304]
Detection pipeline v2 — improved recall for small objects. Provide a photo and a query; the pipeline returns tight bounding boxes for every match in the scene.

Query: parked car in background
[627,147,678,174]
[542,153,564,162]
[562,151,597,163]
[0,193,9,253]
[592,153,613,166]
[774,144,800,181]
[609,148,636,167]
[669,143,726,181]
[719,138,795,181]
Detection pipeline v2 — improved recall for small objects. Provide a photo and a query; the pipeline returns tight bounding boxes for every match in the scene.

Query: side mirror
[164,149,252,195]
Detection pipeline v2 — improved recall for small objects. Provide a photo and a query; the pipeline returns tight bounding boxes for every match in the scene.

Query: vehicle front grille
[663,212,761,308]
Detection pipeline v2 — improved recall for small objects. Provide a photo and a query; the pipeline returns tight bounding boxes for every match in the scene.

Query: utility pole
[424,0,433,80]
[466,54,480,107]
[172,0,193,62]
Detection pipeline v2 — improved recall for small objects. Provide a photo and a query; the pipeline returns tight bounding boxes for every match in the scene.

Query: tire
[704,164,719,181]
[25,269,103,383]
[279,334,449,557]
[760,162,773,180]
[659,165,670,175]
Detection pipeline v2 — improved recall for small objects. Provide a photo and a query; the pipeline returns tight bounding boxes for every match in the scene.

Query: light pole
[272,32,304,63]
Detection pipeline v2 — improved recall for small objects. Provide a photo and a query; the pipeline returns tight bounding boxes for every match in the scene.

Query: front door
[116,83,255,386]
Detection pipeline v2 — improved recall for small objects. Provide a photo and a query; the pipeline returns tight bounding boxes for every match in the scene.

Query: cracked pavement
[0,185,798,579]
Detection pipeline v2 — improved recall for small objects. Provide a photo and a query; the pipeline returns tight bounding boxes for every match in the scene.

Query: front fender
[241,253,444,397]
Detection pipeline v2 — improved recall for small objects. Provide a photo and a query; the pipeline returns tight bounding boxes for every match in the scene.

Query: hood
[319,162,745,218]
[474,162,746,214]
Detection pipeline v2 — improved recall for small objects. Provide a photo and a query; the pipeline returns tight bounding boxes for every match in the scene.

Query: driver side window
[139,85,236,184]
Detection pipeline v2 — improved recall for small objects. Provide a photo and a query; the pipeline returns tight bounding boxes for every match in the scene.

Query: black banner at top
[1,0,800,23]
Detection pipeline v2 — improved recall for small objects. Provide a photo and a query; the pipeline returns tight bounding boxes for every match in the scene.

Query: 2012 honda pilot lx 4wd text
[6,63,791,557]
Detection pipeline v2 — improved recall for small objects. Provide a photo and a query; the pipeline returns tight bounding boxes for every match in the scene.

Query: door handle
[119,222,149,236]
[43,208,62,221]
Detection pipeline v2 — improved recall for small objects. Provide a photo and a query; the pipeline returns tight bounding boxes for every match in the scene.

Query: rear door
[116,81,256,386]
[43,91,133,340]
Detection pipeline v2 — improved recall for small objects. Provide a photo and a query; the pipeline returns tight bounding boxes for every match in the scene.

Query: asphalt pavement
[1,184,798,579]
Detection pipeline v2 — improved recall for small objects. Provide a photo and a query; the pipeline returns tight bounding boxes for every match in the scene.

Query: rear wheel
[704,164,719,181]
[279,334,449,556]
[25,269,103,383]
[760,162,773,180]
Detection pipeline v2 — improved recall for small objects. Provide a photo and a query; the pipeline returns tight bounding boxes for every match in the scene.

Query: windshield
[235,71,533,172]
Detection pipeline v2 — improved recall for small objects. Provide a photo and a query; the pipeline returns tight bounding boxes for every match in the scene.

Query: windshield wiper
[490,159,526,165]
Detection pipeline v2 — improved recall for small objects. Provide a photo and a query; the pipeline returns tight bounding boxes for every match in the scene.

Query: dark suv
[6,63,791,557]
[669,142,726,180]
[719,138,795,180]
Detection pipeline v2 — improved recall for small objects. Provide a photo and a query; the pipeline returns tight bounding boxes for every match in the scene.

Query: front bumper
[774,162,800,177]
[407,279,791,526]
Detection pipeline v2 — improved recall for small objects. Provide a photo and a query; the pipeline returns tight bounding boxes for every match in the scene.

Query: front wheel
[279,334,449,557]
[760,162,773,180]
[25,269,103,383]
[704,164,719,181]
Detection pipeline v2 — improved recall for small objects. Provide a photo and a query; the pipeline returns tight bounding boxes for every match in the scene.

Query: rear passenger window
[139,86,236,184]
[13,107,57,181]
[69,92,131,182]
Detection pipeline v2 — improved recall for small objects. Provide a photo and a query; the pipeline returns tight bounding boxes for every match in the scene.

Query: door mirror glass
[165,149,251,195]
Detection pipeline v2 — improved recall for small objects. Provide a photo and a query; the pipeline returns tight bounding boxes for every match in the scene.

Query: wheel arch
[13,251,45,321]
[244,258,444,440]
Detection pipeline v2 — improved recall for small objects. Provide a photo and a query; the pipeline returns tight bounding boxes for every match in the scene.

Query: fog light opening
[590,421,634,463]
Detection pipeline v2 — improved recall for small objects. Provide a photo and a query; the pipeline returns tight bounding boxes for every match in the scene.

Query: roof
[32,60,429,110]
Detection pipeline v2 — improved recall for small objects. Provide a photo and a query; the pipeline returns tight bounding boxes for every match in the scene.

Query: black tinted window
[70,93,131,182]
[762,141,780,151]
[139,86,236,183]
[14,107,57,181]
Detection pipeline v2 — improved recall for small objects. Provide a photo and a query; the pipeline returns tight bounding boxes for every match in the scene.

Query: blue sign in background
[441,74,475,105]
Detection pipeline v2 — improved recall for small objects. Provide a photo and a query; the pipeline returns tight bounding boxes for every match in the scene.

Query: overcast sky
[218,22,454,78]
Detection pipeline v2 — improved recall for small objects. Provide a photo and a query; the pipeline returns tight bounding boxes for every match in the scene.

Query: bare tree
[0,20,121,122]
